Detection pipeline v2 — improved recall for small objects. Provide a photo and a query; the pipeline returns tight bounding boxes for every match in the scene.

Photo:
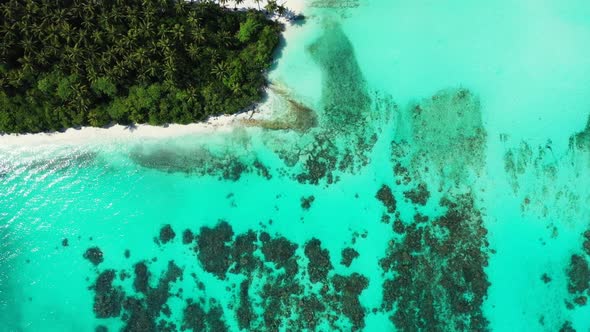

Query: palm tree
[174,1,188,15]
[81,1,96,18]
[192,28,206,44]
[91,30,103,44]
[17,55,34,74]
[265,0,278,15]
[133,48,148,66]
[163,58,176,84]
[186,44,201,60]
[186,12,200,29]
[19,37,35,54]
[217,30,233,48]
[229,81,242,95]
[82,17,94,30]
[211,61,228,80]
[171,24,185,42]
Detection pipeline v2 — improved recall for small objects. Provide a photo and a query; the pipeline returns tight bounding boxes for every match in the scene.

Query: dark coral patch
[86,223,375,331]
[236,280,253,330]
[341,247,359,267]
[380,194,490,331]
[393,219,405,234]
[253,159,272,180]
[182,302,206,331]
[567,254,590,295]
[159,224,176,244]
[304,238,333,283]
[196,221,234,279]
[262,236,298,269]
[559,321,576,332]
[122,261,184,331]
[403,182,430,206]
[300,195,315,210]
[122,297,156,332]
[93,270,123,318]
[376,184,396,213]
[182,229,194,245]
[230,230,259,274]
[84,247,104,266]
[133,262,149,294]
[331,273,369,330]
[205,305,229,332]
[299,295,326,330]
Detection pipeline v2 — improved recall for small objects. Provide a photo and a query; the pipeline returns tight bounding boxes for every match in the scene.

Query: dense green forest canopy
[0,0,283,133]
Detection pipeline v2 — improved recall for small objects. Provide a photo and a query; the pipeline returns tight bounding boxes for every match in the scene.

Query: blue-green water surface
[2,1,590,331]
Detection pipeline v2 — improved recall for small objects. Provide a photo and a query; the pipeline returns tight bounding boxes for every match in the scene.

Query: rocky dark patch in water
[583,230,590,256]
[393,218,406,234]
[393,161,412,185]
[95,325,108,332]
[182,229,194,245]
[403,182,430,206]
[87,221,373,331]
[376,184,396,213]
[121,297,156,332]
[62,238,69,247]
[563,229,590,309]
[205,305,229,332]
[300,195,315,210]
[304,238,333,283]
[262,236,298,271]
[92,261,186,331]
[341,247,359,267]
[559,321,576,332]
[298,295,325,330]
[93,270,123,318]
[566,254,590,305]
[570,115,590,151]
[84,247,104,266]
[295,134,338,185]
[253,159,272,180]
[181,301,228,332]
[133,262,149,294]
[331,273,369,330]
[159,224,176,244]
[182,302,206,331]
[221,159,247,182]
[196,221,234,279]
[379,193,491,330]
[236,280,253,330]
[230,230,259,275]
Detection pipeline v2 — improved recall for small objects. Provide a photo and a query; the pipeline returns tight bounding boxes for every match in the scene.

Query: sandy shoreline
[0,0,307,147]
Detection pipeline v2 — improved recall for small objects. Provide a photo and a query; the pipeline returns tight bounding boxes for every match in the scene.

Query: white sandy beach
[0,0,307,147]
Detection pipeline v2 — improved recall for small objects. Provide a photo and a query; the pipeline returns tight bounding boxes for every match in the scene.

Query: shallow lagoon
[2,1,590,331]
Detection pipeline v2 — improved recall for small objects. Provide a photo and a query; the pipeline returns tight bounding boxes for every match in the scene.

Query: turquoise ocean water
[2,1,590,331]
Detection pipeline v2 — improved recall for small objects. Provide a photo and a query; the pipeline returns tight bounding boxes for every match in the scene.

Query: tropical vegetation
[0,0,284,133]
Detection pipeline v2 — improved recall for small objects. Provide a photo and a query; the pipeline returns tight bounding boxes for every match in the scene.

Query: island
[0,0,289,134]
